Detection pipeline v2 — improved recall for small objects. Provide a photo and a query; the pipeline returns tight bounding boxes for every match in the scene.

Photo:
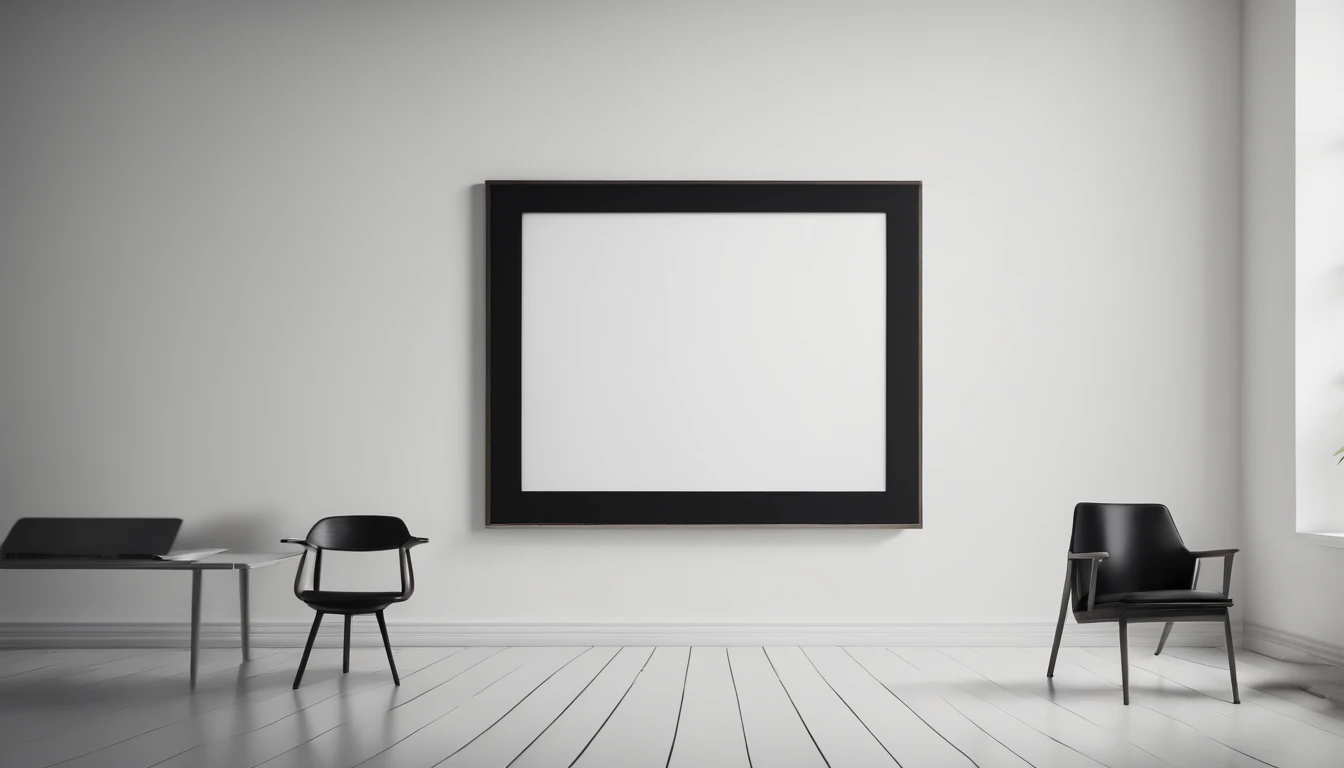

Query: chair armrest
[1066,552,1109,611]
[281,540,322,598]
[391,539,427,601]
[1189,548,1239,558]
[1068,552,1109,560]
[1189,549,1237,596]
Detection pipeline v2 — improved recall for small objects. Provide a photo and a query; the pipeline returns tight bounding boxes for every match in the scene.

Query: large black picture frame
[486,181,921,526]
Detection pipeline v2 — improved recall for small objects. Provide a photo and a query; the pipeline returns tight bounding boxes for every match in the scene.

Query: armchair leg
[1155,622,1174,656]
[1047,561,1071,678]
[376,610,400,686]
[1224,611,1240,704]
[294,611,324,689]
[1119,617,1130,705]
[343,615,352,674]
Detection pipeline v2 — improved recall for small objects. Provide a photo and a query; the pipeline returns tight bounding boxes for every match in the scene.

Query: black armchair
[1047,503,1238,705]
[282,515,428,688]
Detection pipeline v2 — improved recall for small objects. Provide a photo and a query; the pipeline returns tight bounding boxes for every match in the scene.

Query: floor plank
[0,649,156,690]
[205,646,505,768]
[902,646,1163,768]
[1184,645,1344,684]
[15,649,185,689]
[1070,647,1338,767]
[509,647,653,768]
[846,646,1032,768]
[0,648,274,750]
[0,650,50,665]
[0,650,135,680]
[1096,645,1344,741]
[0,650,318,768]
[964,647,1268,768]
[0,651,209,738]
[1145,647,1344,737]
[439,647,620,767]
[666,648,750,768]
[892,648,1105,768]
[357,647,587,768]
[149,647,453,768]
[727,647,827,768]
[55,648,447,768]
[571,646,690,768]
[766,646,897,766]
[1166,646,1344,725]
[806,646,975,767]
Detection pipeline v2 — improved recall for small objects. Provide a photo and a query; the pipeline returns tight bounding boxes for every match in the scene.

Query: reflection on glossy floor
[0,644,1341,767]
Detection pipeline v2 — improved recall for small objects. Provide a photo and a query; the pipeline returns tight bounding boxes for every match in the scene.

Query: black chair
[1047,502,1238,705]
[282,515,428,689]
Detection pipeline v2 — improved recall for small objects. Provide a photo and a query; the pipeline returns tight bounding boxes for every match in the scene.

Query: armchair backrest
[1069,502,1195,610]
[305,515,412,551]
[291,515,422,601]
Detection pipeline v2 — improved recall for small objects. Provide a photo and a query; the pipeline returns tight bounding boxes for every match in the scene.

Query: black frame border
[486,181,922,527]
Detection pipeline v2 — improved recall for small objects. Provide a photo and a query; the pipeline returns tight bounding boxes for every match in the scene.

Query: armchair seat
[1093,589,1232,607]
[299,590,403,613]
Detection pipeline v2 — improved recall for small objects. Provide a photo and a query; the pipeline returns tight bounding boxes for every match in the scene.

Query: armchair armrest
[1189,548,1239,558]
[281,539,323,596]
[395,542,426,602]
[1068,552,1110,560]
[1066,552,1109,611]
[1189,548,1237,596]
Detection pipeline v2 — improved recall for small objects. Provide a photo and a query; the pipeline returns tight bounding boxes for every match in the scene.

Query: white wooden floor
[1,645,1341,768]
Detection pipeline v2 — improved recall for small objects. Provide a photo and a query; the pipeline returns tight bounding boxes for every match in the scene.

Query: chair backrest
[1069,502,1195,610]
[305,515,411,551]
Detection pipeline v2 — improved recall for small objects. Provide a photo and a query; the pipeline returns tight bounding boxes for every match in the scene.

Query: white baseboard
[1244,621,1344,667]
[0,620,1234,649]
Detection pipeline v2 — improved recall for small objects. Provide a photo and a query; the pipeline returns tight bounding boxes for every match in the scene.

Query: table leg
[239,569,251,661]
[190,569,202,689]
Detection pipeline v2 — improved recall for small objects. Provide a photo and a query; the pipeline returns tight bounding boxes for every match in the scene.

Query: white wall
[0,0,1244,633]
[1244,0,1344,658]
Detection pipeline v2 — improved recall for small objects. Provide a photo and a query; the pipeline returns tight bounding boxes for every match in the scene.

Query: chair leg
[293,611,324,689]
[1119,617,1130,705]
[1155,621,1174,656]
[1224,611,1240,704]
[1047,561,1071,678]
[376,610,400,686]
[343,615,352,674]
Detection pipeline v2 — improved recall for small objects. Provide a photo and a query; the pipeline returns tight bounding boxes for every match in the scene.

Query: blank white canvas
[521,212,886,492]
